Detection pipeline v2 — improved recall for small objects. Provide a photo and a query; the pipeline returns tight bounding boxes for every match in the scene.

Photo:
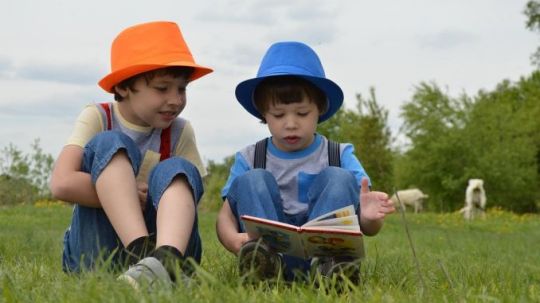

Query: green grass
[1,205,539,302]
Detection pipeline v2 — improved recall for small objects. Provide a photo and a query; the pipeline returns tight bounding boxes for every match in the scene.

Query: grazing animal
[390,189,429,213]
[461,179,487,220]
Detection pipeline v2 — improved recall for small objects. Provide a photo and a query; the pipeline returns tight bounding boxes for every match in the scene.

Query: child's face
[116,74,188,128]
[263,96,319,152]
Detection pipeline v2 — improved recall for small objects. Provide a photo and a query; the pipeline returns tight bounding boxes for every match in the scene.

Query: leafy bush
[319,88,394,193]
[0,139,53,205]
[396,74,540,213]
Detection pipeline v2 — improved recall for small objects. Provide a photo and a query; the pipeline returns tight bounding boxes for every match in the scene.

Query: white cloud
[16,62,102,85]
[0,0,537,164]
[416,30,478,50]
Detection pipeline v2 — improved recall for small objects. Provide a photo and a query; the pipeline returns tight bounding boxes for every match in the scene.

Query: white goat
[391,188,429,213]
[460,179,487,220]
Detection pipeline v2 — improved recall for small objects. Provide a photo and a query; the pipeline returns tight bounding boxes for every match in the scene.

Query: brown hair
[253,76,327,123]
[114,66,194,101]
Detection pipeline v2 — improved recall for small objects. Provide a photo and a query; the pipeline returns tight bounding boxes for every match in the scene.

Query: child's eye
[271,113,284,118]
[298,112,310,117]
[154,86,168,92]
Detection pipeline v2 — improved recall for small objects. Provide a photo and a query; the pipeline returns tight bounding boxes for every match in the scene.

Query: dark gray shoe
[118,257,172,290]
[311,256,361,285]
[238,239,283,281]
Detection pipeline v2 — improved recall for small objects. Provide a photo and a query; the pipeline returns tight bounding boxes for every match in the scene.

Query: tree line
[202,73,539,213]
[0,139,54,206]
[2,74,538,212]
[2,2,539,212]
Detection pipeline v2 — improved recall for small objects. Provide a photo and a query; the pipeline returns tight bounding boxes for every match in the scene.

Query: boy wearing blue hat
[216,41,395,282]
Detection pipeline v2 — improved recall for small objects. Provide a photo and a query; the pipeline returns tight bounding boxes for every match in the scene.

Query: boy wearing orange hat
[50,21,212,288]
[216,41,395,283]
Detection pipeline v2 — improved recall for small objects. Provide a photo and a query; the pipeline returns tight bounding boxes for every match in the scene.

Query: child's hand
[359,177,395,221]
[136,181,148,210]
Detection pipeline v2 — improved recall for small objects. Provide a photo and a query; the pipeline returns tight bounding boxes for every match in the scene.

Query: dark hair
[113,66,194,101]
[253,76,327,123]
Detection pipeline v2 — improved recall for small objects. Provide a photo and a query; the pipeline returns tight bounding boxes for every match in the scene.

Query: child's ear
[114,86,129,98]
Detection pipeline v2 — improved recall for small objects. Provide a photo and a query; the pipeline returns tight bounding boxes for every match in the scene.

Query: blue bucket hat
[235,41,344,123]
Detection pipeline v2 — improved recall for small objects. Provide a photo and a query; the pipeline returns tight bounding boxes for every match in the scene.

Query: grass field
[0,204,539,302]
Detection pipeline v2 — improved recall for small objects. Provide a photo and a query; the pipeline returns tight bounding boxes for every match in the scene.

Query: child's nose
[168,91,185,105]
[284,116,297,129]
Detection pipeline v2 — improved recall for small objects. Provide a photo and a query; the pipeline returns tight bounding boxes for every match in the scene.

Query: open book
[241,205,364,260]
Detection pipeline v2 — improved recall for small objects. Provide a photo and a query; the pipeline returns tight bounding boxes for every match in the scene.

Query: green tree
[396,82,471,211]
[319,88,394,192]
[525,0,540,66]
[28,139,54,198]
[0,139,53,205]
[397,77,539,213]
[353,89,394,193]
[463,76,539,212]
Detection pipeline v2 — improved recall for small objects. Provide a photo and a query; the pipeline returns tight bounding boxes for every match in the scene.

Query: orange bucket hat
[98,21,213,93]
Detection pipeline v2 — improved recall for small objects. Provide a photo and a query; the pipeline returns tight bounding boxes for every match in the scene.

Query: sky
[0,0,538,164]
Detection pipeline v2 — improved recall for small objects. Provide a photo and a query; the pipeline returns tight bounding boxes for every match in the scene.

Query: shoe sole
[238,240,281,280]
[117,274,141,291]
[117,257,172,290]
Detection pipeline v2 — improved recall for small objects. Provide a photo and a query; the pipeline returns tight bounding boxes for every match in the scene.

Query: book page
[241,216,307,258]
[304,205,356,226]
[300,229,365,259]
[241,215,298,230]
[302,214,360,230]
[304,224,360,231]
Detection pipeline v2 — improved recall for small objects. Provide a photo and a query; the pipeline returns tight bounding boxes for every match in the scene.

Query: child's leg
[226,169,285,231]
[155,175,195,252]
[307,167,360,220]
[96,151,148,246]
[63,131,144,272]
[228,169,303,279]
[146,157,203,262]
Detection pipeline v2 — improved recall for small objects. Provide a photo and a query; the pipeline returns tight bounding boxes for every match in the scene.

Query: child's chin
[155,121,173,129]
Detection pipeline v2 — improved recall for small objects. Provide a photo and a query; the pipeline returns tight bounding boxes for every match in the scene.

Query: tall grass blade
[394,188,426,293]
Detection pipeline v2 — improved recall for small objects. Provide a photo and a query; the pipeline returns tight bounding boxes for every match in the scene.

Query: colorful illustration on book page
[312,245,358,257]
[255,227,291,251]
[306,235,362,257]
[311,206,355,222]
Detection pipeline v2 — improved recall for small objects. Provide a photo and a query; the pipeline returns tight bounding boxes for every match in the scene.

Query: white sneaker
[118,257,172,290]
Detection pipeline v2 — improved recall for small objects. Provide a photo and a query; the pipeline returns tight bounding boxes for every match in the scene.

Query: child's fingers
[361,177,370,194]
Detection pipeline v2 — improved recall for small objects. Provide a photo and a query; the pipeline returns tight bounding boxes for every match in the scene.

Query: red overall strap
[99,103,112,130]
[100,102,171,161]
[159,126,172,161]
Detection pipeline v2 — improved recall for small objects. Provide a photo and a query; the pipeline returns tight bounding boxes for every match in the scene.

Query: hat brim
[235,74,343,123]
[98,61,213,93]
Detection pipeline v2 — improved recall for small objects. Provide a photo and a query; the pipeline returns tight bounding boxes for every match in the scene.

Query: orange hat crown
[98,21,212,93]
